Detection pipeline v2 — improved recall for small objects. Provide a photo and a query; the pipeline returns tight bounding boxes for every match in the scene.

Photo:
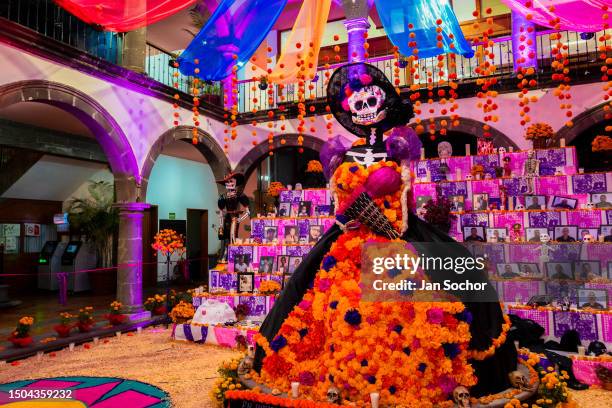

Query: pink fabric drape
[54,0,196,32]
[501,0,610,32]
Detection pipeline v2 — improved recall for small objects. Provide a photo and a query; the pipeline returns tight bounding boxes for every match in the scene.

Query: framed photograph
[287,256,303,275]
[577,289,608,310]
[258,256,275,273]
[472,193,489,211]
[525,227,548,243]
[283,225,299,244]
[315,205,332,216]
[553,226,578,242]
[486,227,507,242]
[264,226,278,243]
[545,262,574,280]
[450,195,465,212]
[308,225,323,244]
[277,255,289,274]
[463,226,485,242]
[573,261,602,281]
[600,225,612,242]
[549,196,578,210]
[233,254,251,273]
[525,195,546,210]
[577,227,599,242]
[238,272,255,293]
[297,201,312,217]
[590,192,612,209]
[278,203,291,217]
[416,195,432,209]
[497,263,521,279]
[517,263,542,279]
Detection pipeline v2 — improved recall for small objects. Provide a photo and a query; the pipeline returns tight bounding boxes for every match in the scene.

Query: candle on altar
[370,393,380,408]
[291,382,300,398]
[456,168,462,180]
[420,147,425,160]
[465,144,471,156]
[560,138,566,147]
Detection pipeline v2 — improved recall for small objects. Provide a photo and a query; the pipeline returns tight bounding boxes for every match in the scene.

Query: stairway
[0,146,43,197]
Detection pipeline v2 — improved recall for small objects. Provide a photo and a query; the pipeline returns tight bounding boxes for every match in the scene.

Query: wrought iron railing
[0,0,223,102]
[236,29,612,113]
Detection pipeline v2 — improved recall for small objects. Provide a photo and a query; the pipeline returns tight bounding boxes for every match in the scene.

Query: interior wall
[62,168,114,211]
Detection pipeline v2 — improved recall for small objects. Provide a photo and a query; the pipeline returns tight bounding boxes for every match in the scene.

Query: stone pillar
[115,202,151,320]
[344,17,370,63]
[511,10,537,71]
[121,27,147,73]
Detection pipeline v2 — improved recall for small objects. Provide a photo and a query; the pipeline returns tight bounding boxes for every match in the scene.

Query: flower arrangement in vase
[106,301,127,326]
[77,307,95,332]
[144,294,167,315]
[525,122,554,149]
[169,300,195,324]
[53,312,74,338]
[592,135,612,152]
[234,303,251,322]
[152,229,186,257]
[258,280,281,296]
[266,181,285,198]
[8,316,34,348]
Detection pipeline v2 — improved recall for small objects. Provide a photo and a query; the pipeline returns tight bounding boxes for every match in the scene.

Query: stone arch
[140,126,231,200]
[234,134,327,180]
[410,116,519,149]
[554,102,609,145]
[0,80,138,202]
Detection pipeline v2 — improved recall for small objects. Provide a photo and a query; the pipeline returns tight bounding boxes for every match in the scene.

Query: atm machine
[60,241,95,292]
[37,241,66,290]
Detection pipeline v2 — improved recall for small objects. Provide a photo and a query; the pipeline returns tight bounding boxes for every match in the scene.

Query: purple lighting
[511,10,538,72]
[344,17,370,63]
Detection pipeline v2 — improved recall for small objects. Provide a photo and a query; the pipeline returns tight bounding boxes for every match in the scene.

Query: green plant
[67,181,118,267]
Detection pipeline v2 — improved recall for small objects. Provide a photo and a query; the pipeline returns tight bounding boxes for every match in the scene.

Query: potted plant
[53,312,74,338]
[144,294,167,316]
[106,301,127,326]
[423,196,456,233]
[67,181,118,295]
[525,122,554,149]
[234,304,251,322]
[596,365,612,391]
[77,306,95,332]
[8,316,34,348]
[168,300,195,324]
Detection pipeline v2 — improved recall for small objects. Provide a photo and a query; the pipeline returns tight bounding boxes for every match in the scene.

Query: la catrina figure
[217,172,250,263]
[254,64,516,405]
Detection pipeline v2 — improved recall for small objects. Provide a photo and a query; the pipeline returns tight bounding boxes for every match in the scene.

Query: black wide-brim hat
[216,171,245,186]
[327,63,413,140]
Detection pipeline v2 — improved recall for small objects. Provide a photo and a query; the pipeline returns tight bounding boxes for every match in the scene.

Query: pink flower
[298,371,315,386]
[426,308,444,324]
[298,300,312,310]
[438,376,457,394]
[317,278,331,291]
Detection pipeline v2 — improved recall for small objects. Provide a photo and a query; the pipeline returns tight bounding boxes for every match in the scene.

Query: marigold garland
[592,134,612,152]
[259,280,282,295]
[468,314,512,361]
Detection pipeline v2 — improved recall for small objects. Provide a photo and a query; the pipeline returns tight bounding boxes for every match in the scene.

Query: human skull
[539,232,551,243]
[582,233,594,243]
[498,147,507,154]
[237,354,254,376]
[508,370,529,390]
[452,386,471,408]
[437,141,453,159]
[225,178,237,195]
[326,386,341,404]
[347,86,387,125]
[484,173,492,179]
[515,203,525,211]
[527,149,535,158]
[465,174,473,181]
[586,202,595,209]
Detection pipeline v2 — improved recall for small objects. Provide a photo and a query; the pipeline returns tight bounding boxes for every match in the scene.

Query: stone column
[121,27,147,73]
[115,202,151,320]
[344,17,370,63]
[511,10,537,71]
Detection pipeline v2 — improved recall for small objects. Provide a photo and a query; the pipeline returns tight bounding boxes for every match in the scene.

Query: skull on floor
[326,386,341,404]
[508,370,531,391]
[452,386,471,408]
[347,86,387,125]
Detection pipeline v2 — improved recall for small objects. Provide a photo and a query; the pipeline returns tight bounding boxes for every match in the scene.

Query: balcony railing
[236,29,611,114]
[0,0,223,104]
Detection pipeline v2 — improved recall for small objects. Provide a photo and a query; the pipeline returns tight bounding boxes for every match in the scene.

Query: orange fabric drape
[268,0,331,84]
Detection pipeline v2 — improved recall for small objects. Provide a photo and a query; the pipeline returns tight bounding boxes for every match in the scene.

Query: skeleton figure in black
[217,172,250,262]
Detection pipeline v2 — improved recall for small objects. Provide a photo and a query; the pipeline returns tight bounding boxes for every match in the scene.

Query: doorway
[142,205,158,289]
[186,208,208,284]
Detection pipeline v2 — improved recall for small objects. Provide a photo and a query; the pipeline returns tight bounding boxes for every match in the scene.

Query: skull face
[515,203,525,211]
[465,174,473,181]
[540,233,551,243]
[452,386,471,408]
[508,370,529,390]
[326,386,341,404]
[582,233,594,243]
[225,178,237,196]
[586,202,595,209]
[498,147,506,154]
[347,86,387,125]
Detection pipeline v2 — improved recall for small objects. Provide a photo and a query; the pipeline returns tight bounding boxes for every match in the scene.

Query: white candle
[514,341,520,350]
[425,169,431,182]
[540,204,546,210]
[420,147,425,160]
[116,331,122,339]
[509,146,514,152]
[69,343,75,352]
[370,392,380,408]
[291,382,300,398]
[579,168,584,174]
[137,327,143,335]
[455,168,462,180]
[578,346,585,356]
[560,138,566,147]
[465,144,471,156]
[36,351,44,361]
[93,337,99,345]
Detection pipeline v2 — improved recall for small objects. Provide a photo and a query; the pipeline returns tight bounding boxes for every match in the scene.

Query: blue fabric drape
[374,0,474,59]
[178,0,287,80]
